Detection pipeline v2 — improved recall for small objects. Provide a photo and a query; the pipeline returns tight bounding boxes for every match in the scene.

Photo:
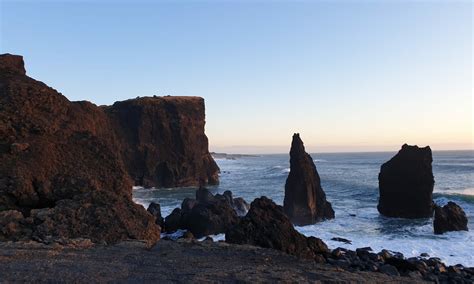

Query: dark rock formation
[147,202,164,228]
[226,196,329,262]
[378,144,435,218]
[283,133,334,225]
[0,54,216,243]
[433,202,468,234]
[106,97,219,188]
[163,188,245,237]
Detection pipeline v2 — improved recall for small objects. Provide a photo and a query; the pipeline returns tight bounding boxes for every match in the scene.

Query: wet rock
[379,264,400,276]
[283,133,334,225]
[433,202,468,234]
[164,188,245,237]
[226,196,329,261]
[331,237,352,244]
[164,208,183,233]
[147,202,164,228]
[378,144,434,218]
[232,197,250,216]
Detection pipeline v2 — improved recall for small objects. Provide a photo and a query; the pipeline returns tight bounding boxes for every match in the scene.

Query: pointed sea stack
[283,133,334,226]
[378,144,435,218]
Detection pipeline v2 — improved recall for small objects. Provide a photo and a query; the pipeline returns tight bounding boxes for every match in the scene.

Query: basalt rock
[378,144,435,218]
[226,196,329,262]
[105,97,219,188]
[0,54,214,243]
[283,133,334,225]
[433,202,468,234]
[164,188,245,237]
[147,202,164,229]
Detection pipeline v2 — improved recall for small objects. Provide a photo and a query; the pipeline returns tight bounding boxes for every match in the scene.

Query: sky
[1,0,472,154]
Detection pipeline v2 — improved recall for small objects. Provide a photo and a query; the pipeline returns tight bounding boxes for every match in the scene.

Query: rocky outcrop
[163,188,246,237]
[147,202,164,229]
[433,202,468,234]
[283,133,334,225]
[0,54,217,243]
[106,97,219,188]
[378,144,435,218]
[226,196,329,262]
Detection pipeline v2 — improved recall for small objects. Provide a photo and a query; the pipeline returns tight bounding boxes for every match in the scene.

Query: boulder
[433,202,468,234]
[378,144,435,218]
[147,202,164,228]
[283,133,334,225]
[164,188,245,237]
[226,196,329,262]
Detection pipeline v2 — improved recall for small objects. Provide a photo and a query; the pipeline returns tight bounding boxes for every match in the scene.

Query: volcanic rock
[106,97,219,188]
[433,202,468,234]
[378,144,435,218]
[147,202,164,228]
[164,188,245,237]
[226,196,329,262]
[283,133,334,225]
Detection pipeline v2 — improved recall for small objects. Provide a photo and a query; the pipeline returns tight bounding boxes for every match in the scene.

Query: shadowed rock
[378,144,434,218]
[226,196,329,262]
[283,133,334,225]
[163,188,246,237]
[433,202,468,234]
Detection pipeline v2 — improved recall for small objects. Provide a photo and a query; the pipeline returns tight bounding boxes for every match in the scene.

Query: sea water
[133,150,474,266]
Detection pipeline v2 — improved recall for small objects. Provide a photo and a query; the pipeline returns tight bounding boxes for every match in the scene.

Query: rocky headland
[0,53,218,243]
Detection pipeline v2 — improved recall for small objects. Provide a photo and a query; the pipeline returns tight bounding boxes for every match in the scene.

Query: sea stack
[283,133,334,226]
[433,202,468,234]
[378,144,434,218]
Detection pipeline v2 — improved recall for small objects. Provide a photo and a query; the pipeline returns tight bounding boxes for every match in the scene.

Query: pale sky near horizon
[1,1,472,154]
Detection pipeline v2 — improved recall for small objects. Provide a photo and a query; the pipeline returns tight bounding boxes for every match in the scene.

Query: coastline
[0,239,424,283]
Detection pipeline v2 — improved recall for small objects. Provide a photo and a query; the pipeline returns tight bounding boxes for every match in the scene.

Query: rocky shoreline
[0,239,425,283]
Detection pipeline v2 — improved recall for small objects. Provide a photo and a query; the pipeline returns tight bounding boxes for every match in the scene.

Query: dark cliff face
[283,133,334,226]
[378,144,434,218]
[0,54,218,242]
[105,97,219,188]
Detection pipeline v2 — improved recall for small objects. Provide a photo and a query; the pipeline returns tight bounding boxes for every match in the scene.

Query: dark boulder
[164,188,245,237]
[232,197,250,216]
[147,202,164,228]
[226,196,329,262]
[164,208,183,233]
[378,144,435,218]
[283,133,334,225]
[433,202,468,234]
[185,199,239,238]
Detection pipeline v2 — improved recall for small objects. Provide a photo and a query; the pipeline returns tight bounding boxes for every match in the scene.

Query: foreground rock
[163,188,247,238]
[226,196,329,262]
[0,240,419,283]
[0,54,160,243]
[283,133,334,225]
[434,202,468,234]
[378,144,435,218]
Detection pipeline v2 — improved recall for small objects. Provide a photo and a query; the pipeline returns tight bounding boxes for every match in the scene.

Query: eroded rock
[433,202,468,234]
[283,133,334,225]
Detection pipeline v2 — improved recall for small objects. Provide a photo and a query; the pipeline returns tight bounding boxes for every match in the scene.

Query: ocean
[133,150,474,266]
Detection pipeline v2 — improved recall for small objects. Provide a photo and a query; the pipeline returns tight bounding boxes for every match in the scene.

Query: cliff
[106,97,219,188]
[0,53,218,242]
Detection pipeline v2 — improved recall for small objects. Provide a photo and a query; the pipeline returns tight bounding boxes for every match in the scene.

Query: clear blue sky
[1,0,472,153]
